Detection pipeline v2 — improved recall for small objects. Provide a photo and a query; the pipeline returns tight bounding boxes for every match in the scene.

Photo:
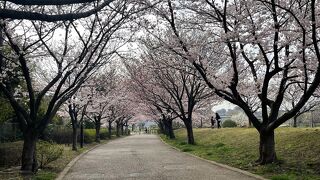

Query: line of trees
[144,0,320,164]
[1,0,320,174]
[0,0,145,172]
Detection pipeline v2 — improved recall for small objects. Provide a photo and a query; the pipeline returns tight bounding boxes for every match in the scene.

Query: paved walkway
[63,134,259,180]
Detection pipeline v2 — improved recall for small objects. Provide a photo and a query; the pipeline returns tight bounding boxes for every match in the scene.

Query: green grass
[161,127,320,180]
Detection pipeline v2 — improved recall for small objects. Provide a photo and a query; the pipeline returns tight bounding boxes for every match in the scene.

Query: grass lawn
[161,127,320,180]
[0,136,119,180]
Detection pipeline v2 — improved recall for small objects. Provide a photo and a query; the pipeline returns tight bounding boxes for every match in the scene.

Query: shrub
[37,141,63,168]
[42,125,73,144]
[0,141,23,167]
[222,120,237,128]
[99,129,108,140]
[84,129,95,143]
[84,129,109,143]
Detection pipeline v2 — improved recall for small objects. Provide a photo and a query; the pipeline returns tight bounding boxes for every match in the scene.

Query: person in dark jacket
[216,113,221,128]
[210,116,215,128]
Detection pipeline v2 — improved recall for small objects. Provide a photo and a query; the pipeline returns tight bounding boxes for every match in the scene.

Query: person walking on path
[216,112,221,128]
[211,116,215,128]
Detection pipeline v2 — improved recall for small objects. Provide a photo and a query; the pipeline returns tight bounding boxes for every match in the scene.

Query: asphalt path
[63,134,260,180]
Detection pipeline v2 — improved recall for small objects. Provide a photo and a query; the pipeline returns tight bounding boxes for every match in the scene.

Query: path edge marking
[159,136,267,180]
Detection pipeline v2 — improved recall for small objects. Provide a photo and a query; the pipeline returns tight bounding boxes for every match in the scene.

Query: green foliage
[84,119,95,129]
[84,129,109,143]
[222,120,237,128]
[42,125,73,144]
[37,141,63,169]
[33,171,56,180]
[162,128,320,179]
[0,141,23,167]
[271,174,297,180]
[84,129,95,143]
[0,97,15,124]
[99,129,109,139]
[0,122,23,143]
[182,148,193,152]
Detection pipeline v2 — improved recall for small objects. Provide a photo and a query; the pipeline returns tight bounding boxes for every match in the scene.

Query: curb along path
[62,134,264,180]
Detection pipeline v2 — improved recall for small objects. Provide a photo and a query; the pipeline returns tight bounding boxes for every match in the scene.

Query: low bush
[42,125,73,144]
[0,141,23,167]
[84,129,95,143]
[37,141,63,169]
[84,129,109,143]
[222,120,237,128]
[99,129,108,140]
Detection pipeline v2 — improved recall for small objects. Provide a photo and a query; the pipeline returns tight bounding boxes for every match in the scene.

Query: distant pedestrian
[210,116,215,128]
[145,128,148,134]
[216,113,221,129]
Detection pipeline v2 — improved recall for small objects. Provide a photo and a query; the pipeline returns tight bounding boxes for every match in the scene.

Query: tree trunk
[185,121,195,145]
[72,124,77,151]
[257,129,277,164]
[95,125,100,143]
[163,120,169,137]
[293,116,298,127]
[94,117,101,143]
[167,120,175,139]
[125,126,128,135]
[158,120,165,134]
[80,122,84,148]
[108,121,112,139]
[21,130,38,173]
[116,122,120,137]
[121,123,124,135]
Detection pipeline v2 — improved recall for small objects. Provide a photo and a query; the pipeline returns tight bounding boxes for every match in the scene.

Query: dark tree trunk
[124,122,128,135]
[108,121,112,139]
[293,116,298,127]
[167,120,175,139]
[163,120,169,137]
[257,129,277,164]
[72,123,77,151]
[158,120,165,134]
[94,117,101,143]
[121,123,124,135]
[21,129,38,173]
[95,125,100,143]
[185,121,195,145]
[125,126,128,135]
[69,104,78,151]
[116,122,120,137]
[80,121,84,148]
[248,120,252,127]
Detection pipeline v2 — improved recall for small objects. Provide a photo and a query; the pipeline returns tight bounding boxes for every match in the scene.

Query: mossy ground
[161,127,320,180]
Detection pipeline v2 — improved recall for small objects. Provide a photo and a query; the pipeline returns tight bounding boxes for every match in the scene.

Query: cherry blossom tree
[66,90,89,150]
[283,85,320,127]
[85,69,118,142]
[125,41,214,144]
[0,1,137,171]
[150,0,320,164]
[126,66,177,138]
